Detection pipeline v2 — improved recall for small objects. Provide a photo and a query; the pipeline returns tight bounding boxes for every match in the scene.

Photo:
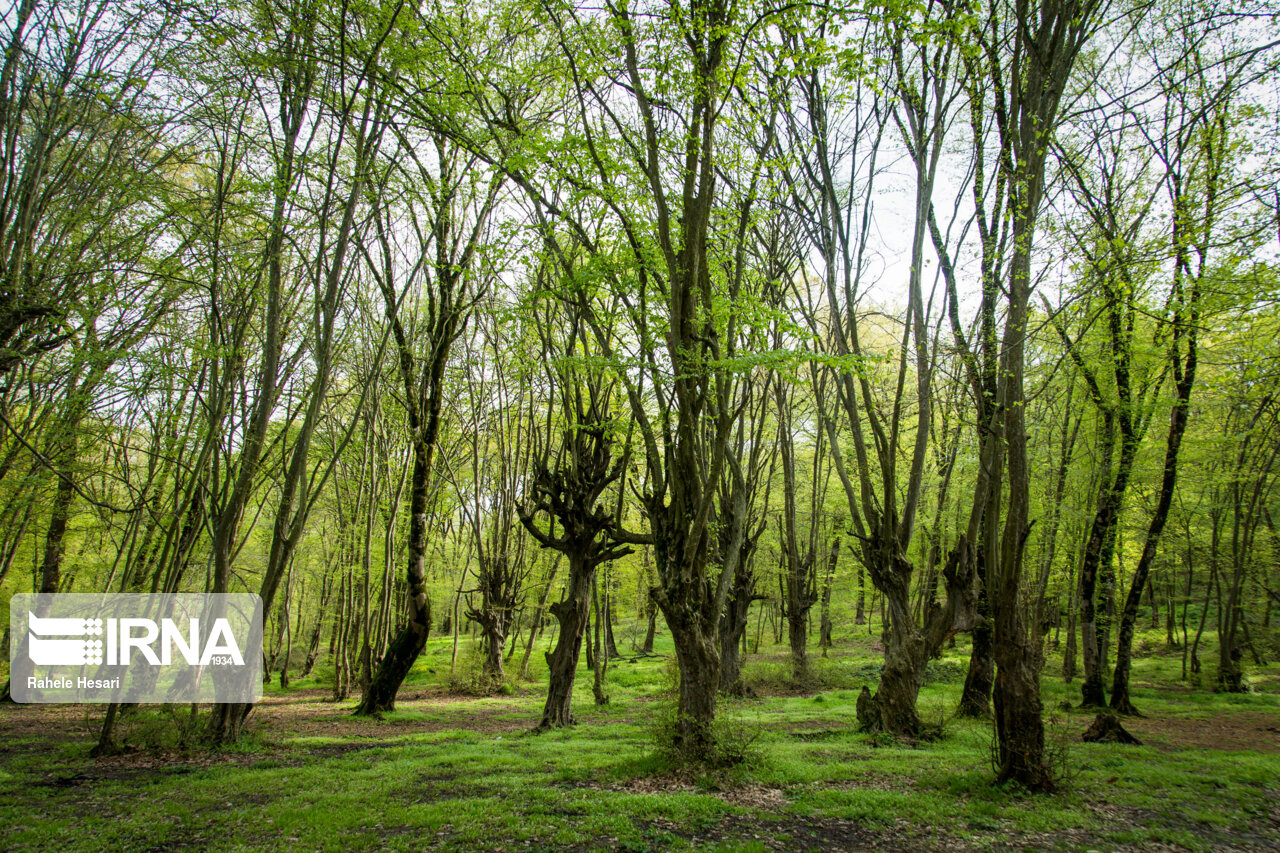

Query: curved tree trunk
[356,454,431,714]
[537,576,590,729]
[1111,281,1199,714]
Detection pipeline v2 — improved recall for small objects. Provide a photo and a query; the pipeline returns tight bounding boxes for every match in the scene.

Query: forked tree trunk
[857,542,976,736]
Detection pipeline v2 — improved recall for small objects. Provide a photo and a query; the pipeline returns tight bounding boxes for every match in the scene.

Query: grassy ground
[1,628,1278,852]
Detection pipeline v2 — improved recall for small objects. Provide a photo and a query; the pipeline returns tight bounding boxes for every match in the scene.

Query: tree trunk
[787,603,810,684]
[356,452,431,714]
[280,567,294,689]
[536,557,591,729]
[1218,554,1248,693]
[665,614,720,760]
[857,537,978,737]
[603,580,621,659]
[641,549,657,653]
[718,564,757,695]
[590,572,608,705]
[1112,321,1198,711]
[854,562,867,624]
[482,609,507,685]
[1079,416,1132,708]
[37,458,75,595]
[856,590,928,736]
[1063,607,1078,682]
[958,617,994,717]
[90,702,122,758]
[520,555,560,678]
[818,584,834,656]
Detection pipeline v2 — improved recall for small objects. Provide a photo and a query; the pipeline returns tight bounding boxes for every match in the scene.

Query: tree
[787,1,978,737]
[1107,9,1276,714]
[518,262,638,728]
[967,0,1106,789]
[354,117,503,714]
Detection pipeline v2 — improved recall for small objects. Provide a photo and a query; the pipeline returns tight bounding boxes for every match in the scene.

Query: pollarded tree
[592,0,785,756]
[428,0,787,757]
[518,260,639,729]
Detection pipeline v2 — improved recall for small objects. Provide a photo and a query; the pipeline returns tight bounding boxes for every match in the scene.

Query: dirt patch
[298,740,398,756]
[1083,796,1280,852]
[718,814,905,851]
[633,812,914,852]
[720,785,790,809]
[824,774,917,793]
[31,748,279,788]
[0,702,99,749]
[1123,711,1280,753]
[241,688,533,740]
[747,682,830,698]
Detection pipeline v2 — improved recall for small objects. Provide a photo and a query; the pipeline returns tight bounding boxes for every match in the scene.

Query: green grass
[0,626,1277,851]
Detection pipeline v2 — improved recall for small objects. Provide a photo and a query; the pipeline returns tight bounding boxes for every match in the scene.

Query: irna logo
[27,612,245,667]
[10,593,262,704]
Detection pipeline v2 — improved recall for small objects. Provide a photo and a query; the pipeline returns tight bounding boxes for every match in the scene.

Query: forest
[0,0,1278,850]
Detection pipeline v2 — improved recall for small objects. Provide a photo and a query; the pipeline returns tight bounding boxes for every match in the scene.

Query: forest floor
[1,631,1278,852]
